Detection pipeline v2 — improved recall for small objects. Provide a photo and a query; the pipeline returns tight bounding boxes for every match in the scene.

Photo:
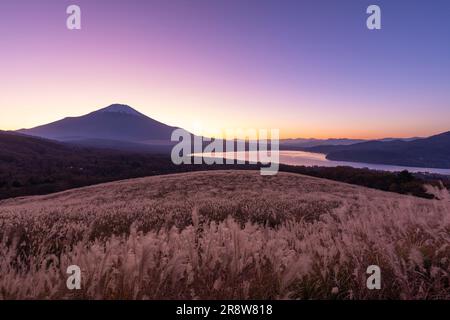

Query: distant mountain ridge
[280,138,365,148]
[305,131,450,169]
[280,137,420,149]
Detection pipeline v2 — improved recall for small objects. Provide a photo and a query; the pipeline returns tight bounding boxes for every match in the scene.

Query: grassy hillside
[1,170,449,299]
[0,131,255,200]
[0,131,444,201]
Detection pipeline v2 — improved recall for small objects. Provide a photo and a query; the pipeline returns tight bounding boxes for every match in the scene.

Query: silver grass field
[0,171,449,299]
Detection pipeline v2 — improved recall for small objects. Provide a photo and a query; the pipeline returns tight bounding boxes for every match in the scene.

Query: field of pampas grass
[0,170,449,300]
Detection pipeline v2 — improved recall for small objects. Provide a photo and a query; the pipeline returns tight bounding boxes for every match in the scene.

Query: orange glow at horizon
[1,95,444,141]
[1,1,450,141]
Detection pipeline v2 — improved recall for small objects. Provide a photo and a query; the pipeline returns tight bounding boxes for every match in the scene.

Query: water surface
[193,150,450,175]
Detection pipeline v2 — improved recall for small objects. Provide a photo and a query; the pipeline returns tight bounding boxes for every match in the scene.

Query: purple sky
[1,0,449,138]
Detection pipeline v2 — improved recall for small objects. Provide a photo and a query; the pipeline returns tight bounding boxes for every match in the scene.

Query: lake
[193,150,450,175]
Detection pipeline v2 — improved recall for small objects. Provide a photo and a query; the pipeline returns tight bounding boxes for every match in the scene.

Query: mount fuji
[18,104,182,147]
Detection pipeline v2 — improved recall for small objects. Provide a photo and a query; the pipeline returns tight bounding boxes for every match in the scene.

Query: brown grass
[0,170,449,299]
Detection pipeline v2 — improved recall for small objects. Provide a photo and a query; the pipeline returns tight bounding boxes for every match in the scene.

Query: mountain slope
[18,104,178,144]
[306,131,450,168]
[0,131,201,200]
[0,130,82,160]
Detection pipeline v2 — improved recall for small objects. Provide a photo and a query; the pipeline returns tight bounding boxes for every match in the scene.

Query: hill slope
[0,131,208,199]
[1,131,445,200]
[0,170,405,209]
[1,170,449,299]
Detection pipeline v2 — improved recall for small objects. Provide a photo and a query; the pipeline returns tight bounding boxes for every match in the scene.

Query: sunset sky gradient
[1,0,449,139]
